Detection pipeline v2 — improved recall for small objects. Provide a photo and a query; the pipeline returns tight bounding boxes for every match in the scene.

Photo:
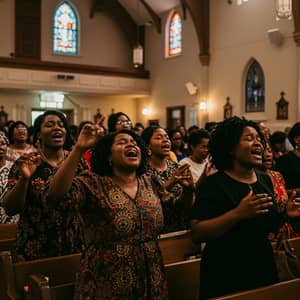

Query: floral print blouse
[146,159,190,233]
[6,152,88,260]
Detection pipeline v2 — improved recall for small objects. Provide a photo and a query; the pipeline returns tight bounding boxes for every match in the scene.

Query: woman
[7,121,36,162]
[168,129,187,161]
[260,142,299,240]
[275,122,300,194]
[191,117,300,299]
[47,127,168,299]
[108,111,132,133]
[0,131,16,224]
[142,126,194,233]
[3,110,87,260]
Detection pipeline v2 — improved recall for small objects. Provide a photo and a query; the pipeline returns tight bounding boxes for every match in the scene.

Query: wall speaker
[267,28,284,46]
[185,82,198,95]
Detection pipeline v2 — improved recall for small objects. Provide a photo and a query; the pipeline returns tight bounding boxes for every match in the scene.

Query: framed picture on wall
[276,91,288,120]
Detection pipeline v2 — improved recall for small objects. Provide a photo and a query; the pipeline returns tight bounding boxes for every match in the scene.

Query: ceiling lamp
[133,44,143,69]
[275,0,292,20]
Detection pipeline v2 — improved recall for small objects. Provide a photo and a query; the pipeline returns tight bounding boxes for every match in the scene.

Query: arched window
[245,60,265,113]
[53,1,79,55]
[166,11,182,57]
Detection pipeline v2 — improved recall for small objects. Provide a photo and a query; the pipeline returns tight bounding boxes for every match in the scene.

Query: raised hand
[234,190,274,220]
[18,153,41,179]
[76,124,105,150]
[165,163,191,190]
[286,191,300,218]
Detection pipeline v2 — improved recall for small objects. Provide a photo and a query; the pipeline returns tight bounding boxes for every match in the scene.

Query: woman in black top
[191,117,300,299]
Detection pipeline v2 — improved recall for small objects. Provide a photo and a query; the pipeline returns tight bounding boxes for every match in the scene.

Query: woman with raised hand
[47,125,168,299]
[191,117,300,299]
[4,110,87,260]
[141,125,195,233]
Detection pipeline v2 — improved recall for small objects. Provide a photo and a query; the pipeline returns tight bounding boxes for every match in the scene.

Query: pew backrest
[210,277,300,300]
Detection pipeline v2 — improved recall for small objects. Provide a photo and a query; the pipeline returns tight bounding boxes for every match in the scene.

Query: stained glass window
[53,2,78,55]
[245,60,265,113]
[168,12,182,57]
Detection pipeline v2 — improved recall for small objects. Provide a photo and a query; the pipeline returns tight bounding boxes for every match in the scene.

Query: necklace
[39,149,65,168]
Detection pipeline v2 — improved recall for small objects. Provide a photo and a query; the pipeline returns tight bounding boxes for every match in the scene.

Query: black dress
[191,171,281,299]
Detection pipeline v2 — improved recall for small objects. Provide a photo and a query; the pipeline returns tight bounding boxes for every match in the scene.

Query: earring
[108,160,113,167]
[147,148,152,156]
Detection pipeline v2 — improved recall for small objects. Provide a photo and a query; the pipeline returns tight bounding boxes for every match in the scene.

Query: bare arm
[191,191,273,243]
[48,124,103,199]
[4,154,40,215]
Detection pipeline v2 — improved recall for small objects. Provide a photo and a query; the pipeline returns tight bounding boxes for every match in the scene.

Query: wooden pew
[165,258,200,300]
[0,224,17,252]
[158,230,201,264]
[0,231,201,300]
[0,252,81,300]
[159,230,201,300]
[210,277,300,300]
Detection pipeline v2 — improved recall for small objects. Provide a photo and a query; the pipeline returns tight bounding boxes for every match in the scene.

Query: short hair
[33,110,73,150]
[187,125,199,135]
[209,116,265,171]
[141,125,163,147]
[91,129,147,176]
[8,121,29,144]
[188,129,210,148]
[269,131,286,146]
[107,112,131,133]
[288,122,300,147]
[204,121,218,133]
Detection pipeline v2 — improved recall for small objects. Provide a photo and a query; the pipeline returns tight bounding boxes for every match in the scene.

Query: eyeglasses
[115,120,132,126]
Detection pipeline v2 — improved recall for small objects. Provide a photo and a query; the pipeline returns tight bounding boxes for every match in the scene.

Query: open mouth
[125,149,138,158]
[251,148,262,158]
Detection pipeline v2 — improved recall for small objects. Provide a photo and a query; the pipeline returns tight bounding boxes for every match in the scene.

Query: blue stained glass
[245,60,265,113]
[53,2,78,54]
[168,12,182,57]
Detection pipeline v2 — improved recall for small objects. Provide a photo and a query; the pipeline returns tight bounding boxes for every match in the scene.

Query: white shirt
[179,156,207,184]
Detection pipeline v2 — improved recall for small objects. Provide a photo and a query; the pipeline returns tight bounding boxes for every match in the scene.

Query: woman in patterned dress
[0,131,17,224]
[47,127,168,299]
[260,142,299,240]
[141,126,195,233]
[3,111,87,260]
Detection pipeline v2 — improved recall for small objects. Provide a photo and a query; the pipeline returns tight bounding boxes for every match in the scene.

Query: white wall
[143,6,202,128]
[42,0,132,68]
[209,0,297,131]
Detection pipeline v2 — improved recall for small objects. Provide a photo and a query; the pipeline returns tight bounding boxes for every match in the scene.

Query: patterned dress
[146,160,190,233]
[0,160,18,224]
[267,169,299,240]
[6,152,87,260]
[64,172,168,300]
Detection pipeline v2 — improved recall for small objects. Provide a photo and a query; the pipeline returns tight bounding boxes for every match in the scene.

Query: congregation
[1,111,300,299]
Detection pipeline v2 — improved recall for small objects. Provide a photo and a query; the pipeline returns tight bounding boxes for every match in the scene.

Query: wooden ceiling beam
[140,0,161,34]
[182,0,210,66]
[292,0,300,46]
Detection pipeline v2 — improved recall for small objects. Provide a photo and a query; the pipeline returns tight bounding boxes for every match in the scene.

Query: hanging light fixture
[275,0,292,20]
[133,0,143,68]
[133,43,143,69]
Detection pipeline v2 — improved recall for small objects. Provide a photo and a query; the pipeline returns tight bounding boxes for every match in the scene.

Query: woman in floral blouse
[3,111,87,260]
[141,126,195,233]
[260,142,299,240]
[47,127,168,299]
[0,131,16,224]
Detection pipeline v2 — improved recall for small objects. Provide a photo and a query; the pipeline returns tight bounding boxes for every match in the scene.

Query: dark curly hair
[288,122,300,147]
[141,125,163,147]
[33,110,73,150]
[91,130,147,176]
[8,121,29,144]
[209,116,265,171]
[107,112,132,133]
